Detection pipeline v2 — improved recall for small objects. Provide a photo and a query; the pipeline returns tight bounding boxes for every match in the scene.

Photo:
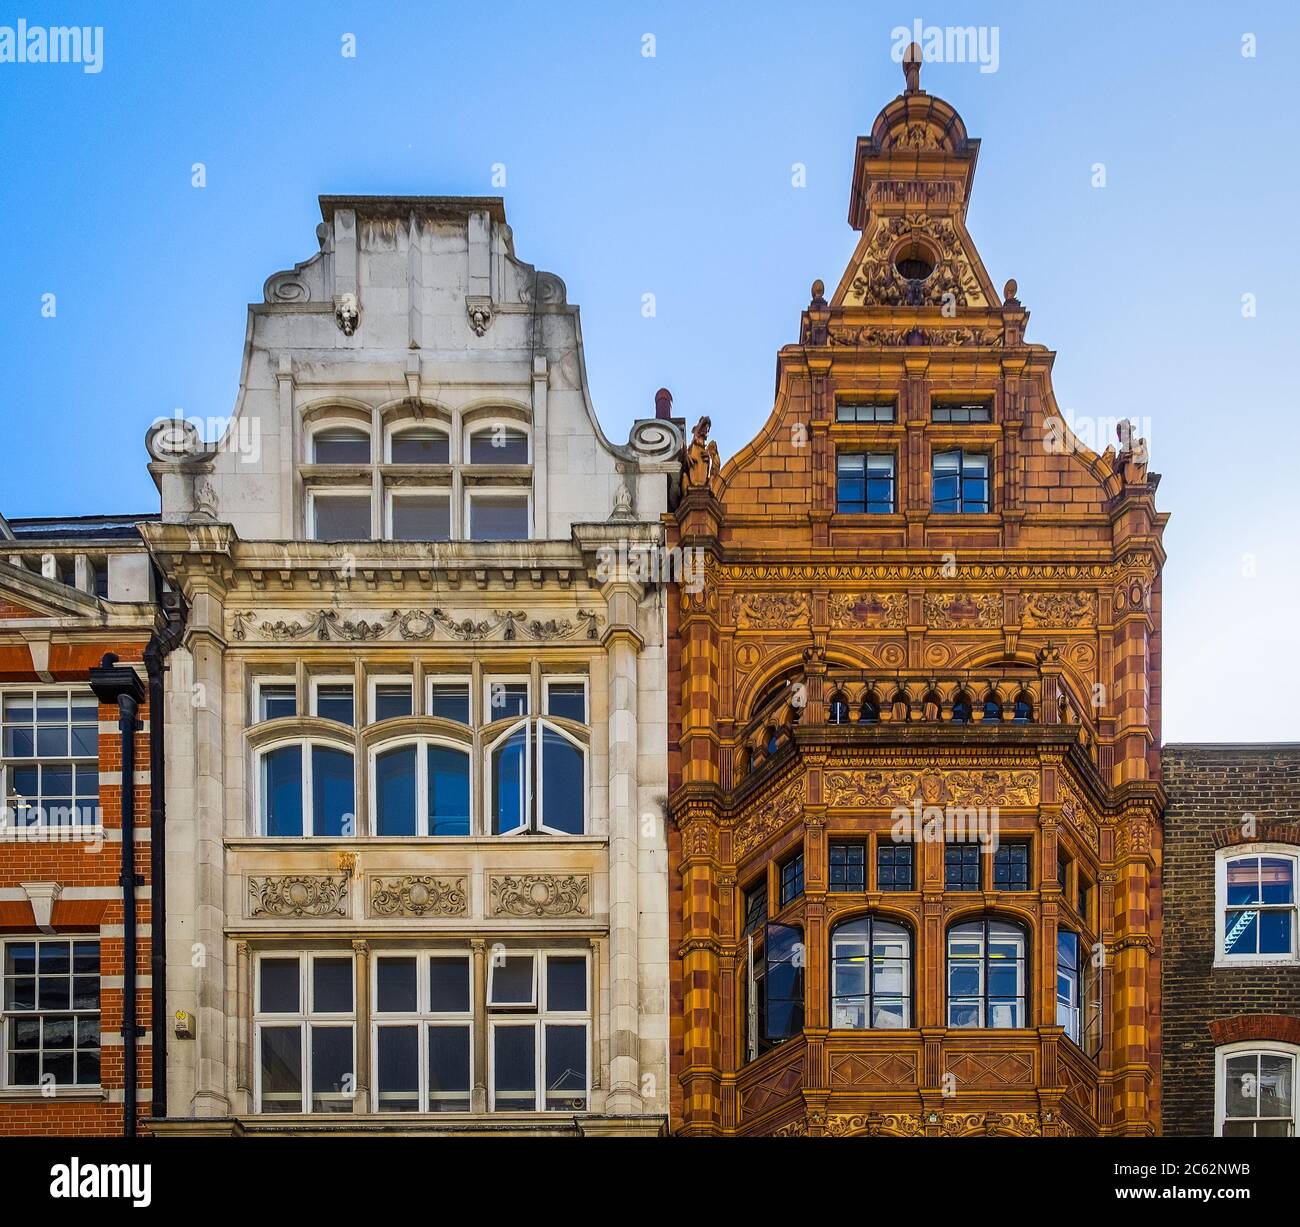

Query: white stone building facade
[142,197,678,1135]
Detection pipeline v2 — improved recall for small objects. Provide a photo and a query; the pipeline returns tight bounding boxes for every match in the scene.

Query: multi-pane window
[1218,848,1298,962]
[932,449,990,513]
[2,939,100,1088]
[836,401,895,423]
[1218,1046,1298,1137]
[947,918,1028,1028]
[779,851,805,908]
[829,843,866,892]
[760,923,805,1045]
[259,743,355,837]
[255,954,355,1113]
[1,689,100,830]
[836,452,895,514]
[932,400,991,423]
[488,952,589,1111]
[944,843,981,891]
[428,680,471,724]
[373,741,471,836]
[992,842,1031,891]
[1056,929,1081,1045]
[830,916,911,1029]
[877,842,914,891]
[486,678,586,836]
[373,954,472,1112]
[743,881,768,935]
[371,680,413,722]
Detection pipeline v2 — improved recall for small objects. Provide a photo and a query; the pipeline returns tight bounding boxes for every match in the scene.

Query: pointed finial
[903,42,922,93]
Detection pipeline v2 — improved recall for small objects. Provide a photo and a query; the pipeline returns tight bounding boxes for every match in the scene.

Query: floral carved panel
[1021,591,1096,629]
[247,875,349,919]
[825,768,1039,809]
[829,592,908,630]
[369,875,468,918]
[924,592,1003,629]
[730,593,810,631]
[489,874,590,918]
[733,776,806,859]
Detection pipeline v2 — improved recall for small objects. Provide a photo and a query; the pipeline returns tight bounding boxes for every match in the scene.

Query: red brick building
[0,514,168,1135]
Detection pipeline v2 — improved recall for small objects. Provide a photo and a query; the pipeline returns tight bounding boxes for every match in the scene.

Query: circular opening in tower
[893,242,935,282]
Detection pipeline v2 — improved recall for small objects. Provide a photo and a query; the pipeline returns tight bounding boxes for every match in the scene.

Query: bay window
[947,917,1028,1028]
[830,916,911,1029]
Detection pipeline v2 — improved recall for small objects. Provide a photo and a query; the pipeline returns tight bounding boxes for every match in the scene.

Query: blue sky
[2,1,1298,741]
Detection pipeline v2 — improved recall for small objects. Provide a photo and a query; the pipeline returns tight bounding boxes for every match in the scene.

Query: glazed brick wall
[1161,744,1300,1136]
[0,641,152,1137]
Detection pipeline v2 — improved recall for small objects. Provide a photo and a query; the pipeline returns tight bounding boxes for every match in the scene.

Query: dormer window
[389,429,449,465]
[313,428,371,464]
[468,427,529,465]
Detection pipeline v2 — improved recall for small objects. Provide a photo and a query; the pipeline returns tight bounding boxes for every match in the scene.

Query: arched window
[951,692,973,724]
[1216,1042,1298,1136]
[373,740,471,836]
[890,691,910,722]
[828,691,850,724]
[860,692,880,724]
[1216,846,1298,964]
[1012,692,1033,723]
[487,719,586,836]
[313,427,370,464]
[260,742,354,837]
[830,916,911,1029]
[947,917,1028,1028]
[765,725,781,755]
[982,692,1003,722]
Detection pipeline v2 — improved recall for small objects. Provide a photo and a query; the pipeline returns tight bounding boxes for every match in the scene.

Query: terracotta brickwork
[1161,745,1300,1136]
[0,537,158,1136]
[666,66,1165,1137]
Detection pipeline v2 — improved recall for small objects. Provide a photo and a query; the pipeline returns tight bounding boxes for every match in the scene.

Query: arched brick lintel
[1209,1014,1300,1047]
[1212,823,1300,850]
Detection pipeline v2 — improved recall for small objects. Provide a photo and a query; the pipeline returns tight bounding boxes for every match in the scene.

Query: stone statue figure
[681,415,723,497]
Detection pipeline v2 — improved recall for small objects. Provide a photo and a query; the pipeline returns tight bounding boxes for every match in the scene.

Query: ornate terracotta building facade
[667,61,1167,1137]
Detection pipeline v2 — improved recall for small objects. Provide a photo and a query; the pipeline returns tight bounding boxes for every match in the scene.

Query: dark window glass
[375,745,417,837]
[259,1026,302,1112]
[262,745,303,837]
[546,957,587,1012]
[315,684,354,726]
[1078,876,1093,927]
[428,745,471,836]
[430,957,471,1013]
[259,958,300,1013]
[878,842,915,891]
[310,1025,353,1111]
[391,495,450,542]
[312,494,371,540]
[993,842,1031,891]
[951,693,973,723]
[490,956,534,1006]
[836,401,895,423]
[491,726,528,834]
[836,452,895,514]
[829,843,866,892]
[932,401,991,423]
[764,923,805,1042]
[544,1024,587,1109]
[487,683,528,721]
[546,683,587,723]
[311,747,354,837]
[470,428,529,464]
[429,683,470,724]
[376,958,417,1013]
[376,1026,419,1111]
[743,882,768,935]
[390,430,449,464]
[931,449,989,514]
[493,1026,535,1108]
[429,1026,471,1109]
[540,727,584,835]
[945,843,981,891]
[258,684,296,721]
[983,695,1003,722]
[828,692,850,723]
[373,684,412,722]
[1013,694,1033,722]
[469,496,529,540]
[312,958,353,1013]
[1056,930,1081,1044]
[779,852,805,907]
[313,429,370,464]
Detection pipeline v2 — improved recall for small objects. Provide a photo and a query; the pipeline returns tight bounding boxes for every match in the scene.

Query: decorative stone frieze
[369,875,468,918]
[247,875,349,919]
[488,873,590,918]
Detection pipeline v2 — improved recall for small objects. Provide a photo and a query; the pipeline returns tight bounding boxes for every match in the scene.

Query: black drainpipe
[143,588,187,1123]
[89,652,147,1138]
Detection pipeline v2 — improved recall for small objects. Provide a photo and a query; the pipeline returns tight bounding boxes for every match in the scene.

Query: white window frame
[255,738,356,838]
[252,676,298,725]
[310,676,356,727]
[253,951,356,1114]
[368,737,473,838]
[487,950,590,1113]
[385,487,452,543]
[0,935,102,1090]
[367,675,414,725]
[0,686,101,834]
[426,675,473,726]
[1214,844,1300,968]
[464,422,531,465]
[486,719,531,837]
[386,424,451,465]
[370,950,473,1113]
[543,675,589,724]
[535,718,588,837]
[464,487,532,542]
[1214,1040,1299,1137]
[307,488,374,542]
